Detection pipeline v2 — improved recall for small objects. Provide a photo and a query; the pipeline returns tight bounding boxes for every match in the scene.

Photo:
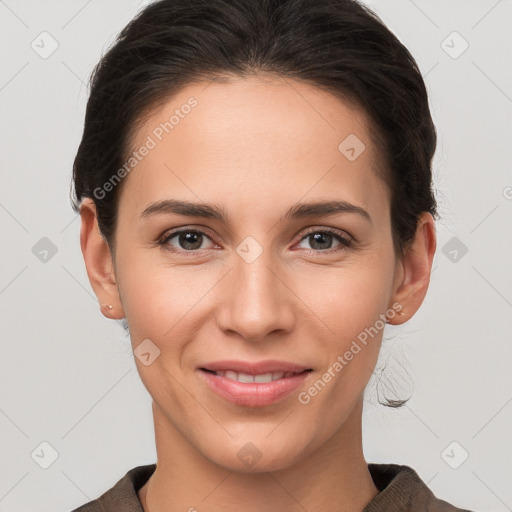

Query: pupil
[180,232,202,250]
[310,233,331,250]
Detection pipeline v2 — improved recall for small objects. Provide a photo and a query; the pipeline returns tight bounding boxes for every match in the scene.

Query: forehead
[120,74,389,223]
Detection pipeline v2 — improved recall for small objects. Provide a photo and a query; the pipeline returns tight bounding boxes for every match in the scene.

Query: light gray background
[1,1,511,511]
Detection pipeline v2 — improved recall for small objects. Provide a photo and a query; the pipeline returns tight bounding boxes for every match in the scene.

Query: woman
[70,0,475,510]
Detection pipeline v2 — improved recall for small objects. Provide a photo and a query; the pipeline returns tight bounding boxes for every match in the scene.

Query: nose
[215,249,295,342]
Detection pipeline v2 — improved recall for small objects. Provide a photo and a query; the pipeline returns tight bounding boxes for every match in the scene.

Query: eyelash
[157,226,354,255]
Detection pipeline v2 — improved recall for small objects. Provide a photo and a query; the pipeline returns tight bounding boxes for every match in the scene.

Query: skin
[80,74,436,512]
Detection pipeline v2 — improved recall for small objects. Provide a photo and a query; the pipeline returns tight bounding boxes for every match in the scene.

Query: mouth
[198,360,313,407]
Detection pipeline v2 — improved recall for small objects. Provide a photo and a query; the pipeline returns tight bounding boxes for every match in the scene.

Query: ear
[387,212,437,324]
[79,198,125,320]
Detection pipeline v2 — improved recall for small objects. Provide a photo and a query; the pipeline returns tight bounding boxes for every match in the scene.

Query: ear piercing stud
[386,310,405,323]
[100,304,403,316]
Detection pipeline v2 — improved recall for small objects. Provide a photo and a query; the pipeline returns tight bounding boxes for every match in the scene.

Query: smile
[205,370,298,383]
[198,360,312,407]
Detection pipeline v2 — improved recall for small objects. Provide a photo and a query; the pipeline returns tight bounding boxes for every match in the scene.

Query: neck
[139,397,378,512]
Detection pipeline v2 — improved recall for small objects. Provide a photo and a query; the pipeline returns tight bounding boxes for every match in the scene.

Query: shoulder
[364,463,478,512]
[70,463,156,512]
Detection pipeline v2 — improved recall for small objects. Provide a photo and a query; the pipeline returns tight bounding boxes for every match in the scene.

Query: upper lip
[200,359,312,375]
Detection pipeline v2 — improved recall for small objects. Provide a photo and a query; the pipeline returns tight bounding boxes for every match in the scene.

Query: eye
[295,228,353,253]
[158,226,354,255]
[158,228,218,253]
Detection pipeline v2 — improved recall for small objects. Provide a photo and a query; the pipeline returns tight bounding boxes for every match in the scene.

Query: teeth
[213,371,296,382]
[254,373,273,383]
[224,370,237,381]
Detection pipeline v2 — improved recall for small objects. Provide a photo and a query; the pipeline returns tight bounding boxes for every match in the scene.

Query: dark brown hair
[70,0,438,407]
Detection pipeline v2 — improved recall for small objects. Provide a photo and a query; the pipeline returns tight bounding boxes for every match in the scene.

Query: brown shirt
[70,463,476,512]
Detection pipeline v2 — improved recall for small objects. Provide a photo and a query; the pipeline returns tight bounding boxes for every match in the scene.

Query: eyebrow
[140,199,372,225]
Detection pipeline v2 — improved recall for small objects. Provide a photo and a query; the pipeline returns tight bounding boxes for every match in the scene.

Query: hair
[70,0,438,408]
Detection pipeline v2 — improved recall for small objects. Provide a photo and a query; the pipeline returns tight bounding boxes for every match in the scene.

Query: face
[89,74,417,472]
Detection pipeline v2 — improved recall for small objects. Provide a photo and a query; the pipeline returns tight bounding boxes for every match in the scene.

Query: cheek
[294,272,386,432]
[294,260,392,337]
[291,259,392,392]
[116,257,222,357]
[117,260,199,406]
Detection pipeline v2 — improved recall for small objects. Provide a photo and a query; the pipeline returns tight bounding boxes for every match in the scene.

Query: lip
[198,359,312,407]
[198,370,311,407]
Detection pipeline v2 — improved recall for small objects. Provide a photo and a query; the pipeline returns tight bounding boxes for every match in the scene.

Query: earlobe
[79,198,125,320]
[100,303,114,317]
[387,212,437,325]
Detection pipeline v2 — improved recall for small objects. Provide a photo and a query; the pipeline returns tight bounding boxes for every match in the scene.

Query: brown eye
[159,229,217,253]
[296,229,353,252]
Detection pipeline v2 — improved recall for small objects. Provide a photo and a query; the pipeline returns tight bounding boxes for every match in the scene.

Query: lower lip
[198,369,310,407]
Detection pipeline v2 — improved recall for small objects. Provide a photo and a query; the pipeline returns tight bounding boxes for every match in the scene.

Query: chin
[200,435,311,474]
